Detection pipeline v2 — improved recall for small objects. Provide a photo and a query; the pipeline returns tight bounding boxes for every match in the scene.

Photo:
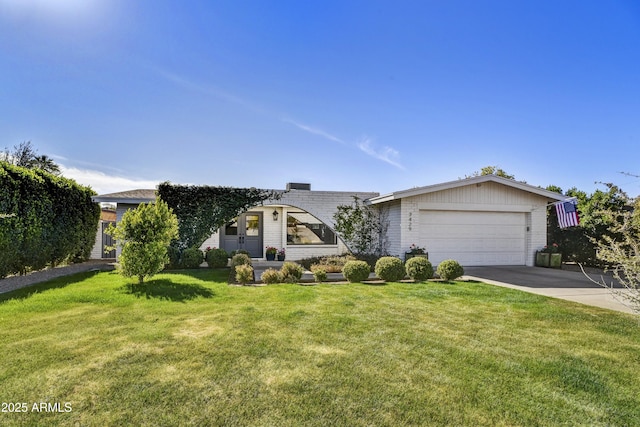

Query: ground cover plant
[0,270,639,426]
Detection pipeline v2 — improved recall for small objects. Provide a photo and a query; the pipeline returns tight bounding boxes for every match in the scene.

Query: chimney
[286,183,311,191]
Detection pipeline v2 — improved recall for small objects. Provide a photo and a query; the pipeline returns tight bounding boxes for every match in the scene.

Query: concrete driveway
[463,266,635,314]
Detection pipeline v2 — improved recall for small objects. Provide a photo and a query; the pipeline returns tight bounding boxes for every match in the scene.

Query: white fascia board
[368,175,565,204]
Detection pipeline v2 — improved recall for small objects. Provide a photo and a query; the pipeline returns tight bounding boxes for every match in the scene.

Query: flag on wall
[555,199,580,229]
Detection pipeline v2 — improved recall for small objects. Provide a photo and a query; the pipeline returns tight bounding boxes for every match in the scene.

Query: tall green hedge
[0,162,100,277]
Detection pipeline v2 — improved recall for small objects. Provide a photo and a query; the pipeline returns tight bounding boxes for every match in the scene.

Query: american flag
[555,199,580,229]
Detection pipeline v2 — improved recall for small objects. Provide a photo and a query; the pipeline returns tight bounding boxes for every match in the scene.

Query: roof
[367,175,565,204]
[92,189,156,204]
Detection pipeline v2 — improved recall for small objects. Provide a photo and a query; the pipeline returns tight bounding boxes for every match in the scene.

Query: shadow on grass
[0,271,100,303]
[361,280,388,286]
[122,279,215,302]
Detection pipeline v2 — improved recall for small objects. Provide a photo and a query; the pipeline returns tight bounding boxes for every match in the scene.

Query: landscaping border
[0,260,115,294]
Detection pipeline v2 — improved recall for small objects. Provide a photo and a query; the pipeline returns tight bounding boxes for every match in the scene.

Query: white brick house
[92,177,564,266]
[92,184,379,261]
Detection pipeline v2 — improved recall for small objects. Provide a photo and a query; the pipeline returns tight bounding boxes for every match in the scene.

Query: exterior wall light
[272,209,279,221]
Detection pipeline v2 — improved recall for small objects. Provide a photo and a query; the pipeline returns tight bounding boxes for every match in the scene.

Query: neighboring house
[91,176,565,266]
[89,208,117,260]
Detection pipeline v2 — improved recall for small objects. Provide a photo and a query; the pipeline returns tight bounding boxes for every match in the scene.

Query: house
[91,177,565,266]
[368,175,564,266]
[89,207,117,260]
[91,184,379,261]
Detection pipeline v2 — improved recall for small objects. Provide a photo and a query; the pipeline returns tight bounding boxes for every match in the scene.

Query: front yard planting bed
[0,269,639,426]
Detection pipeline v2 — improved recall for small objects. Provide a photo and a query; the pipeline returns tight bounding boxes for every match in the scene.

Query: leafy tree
[107,198,178,284]
[1,141,60,175]
[547,183,629,265]
[333,196,388,255]
[157,182,280,250]
[466,165,515,180]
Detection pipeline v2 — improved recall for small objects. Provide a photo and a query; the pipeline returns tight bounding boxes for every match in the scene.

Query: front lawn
[0,269,639,426]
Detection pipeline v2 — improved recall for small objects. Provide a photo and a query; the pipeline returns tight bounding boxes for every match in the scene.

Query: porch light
[272,209,279,221]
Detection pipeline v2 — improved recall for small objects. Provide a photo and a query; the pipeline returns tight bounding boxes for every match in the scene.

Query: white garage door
[419,211,526,266]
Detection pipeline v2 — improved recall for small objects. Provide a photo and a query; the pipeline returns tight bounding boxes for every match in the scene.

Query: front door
[220,212,263,258]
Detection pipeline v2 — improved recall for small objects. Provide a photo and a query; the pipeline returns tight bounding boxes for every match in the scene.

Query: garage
[419,210,527,266]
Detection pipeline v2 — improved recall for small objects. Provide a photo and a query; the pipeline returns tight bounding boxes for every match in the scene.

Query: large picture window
[287,212,337,245]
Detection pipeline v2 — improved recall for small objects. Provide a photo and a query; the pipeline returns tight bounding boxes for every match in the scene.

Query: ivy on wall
[157,182,281,250]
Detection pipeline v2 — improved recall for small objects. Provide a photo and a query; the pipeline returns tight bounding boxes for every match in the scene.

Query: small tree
[583,197,640,313]
[333,196,388,255]
[107,198,178,284]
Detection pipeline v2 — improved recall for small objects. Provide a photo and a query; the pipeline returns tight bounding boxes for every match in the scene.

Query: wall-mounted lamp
[272,209,279,221]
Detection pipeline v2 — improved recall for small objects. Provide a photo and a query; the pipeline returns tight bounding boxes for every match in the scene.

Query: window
[287,212,337,245]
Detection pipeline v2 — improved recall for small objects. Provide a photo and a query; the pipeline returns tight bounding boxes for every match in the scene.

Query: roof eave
[368,175,565,204]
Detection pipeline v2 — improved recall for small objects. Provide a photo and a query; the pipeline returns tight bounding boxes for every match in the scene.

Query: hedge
[0,162,100,277]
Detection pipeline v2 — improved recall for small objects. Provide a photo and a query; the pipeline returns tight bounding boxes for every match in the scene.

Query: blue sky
[1,0,639,196]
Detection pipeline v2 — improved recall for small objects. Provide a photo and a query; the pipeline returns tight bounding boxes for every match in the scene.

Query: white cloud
[155,68,401,170]
[281,117,345,144]
[60,165,159,195]
[154,67,269,116]
[357,137,404,169]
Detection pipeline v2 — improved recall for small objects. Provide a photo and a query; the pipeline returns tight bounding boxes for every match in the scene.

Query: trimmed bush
[280,262,304,283]
[206,248,228,268]
[374,256,405,282]
[230,249,250,257]
[342,260,371,283]
[260,268,282,284]
[313,268,327,283]
[405,257,433,282]
[436,259,464,281]
[230,253,252,267]
[235,264,254,285]
[181,248,204,269]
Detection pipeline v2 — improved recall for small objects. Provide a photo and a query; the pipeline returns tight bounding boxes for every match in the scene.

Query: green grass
[0,269,639,426]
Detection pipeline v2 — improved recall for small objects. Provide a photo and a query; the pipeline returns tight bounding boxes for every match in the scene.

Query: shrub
[313,268,327,283]
[374,256,405,282]
[166,245,181,270]
[180,248,204,269]
[230,249,250,257]
[354,253,381,271]
[405,257,433,282]
[260,268,282,284]
[230,253,252,268]
[342,260,371,283]
[206,248,228,268]
[280,262,304,283]
[300,254,355,272]
[436,259,464,281]
[235,264,254,285]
